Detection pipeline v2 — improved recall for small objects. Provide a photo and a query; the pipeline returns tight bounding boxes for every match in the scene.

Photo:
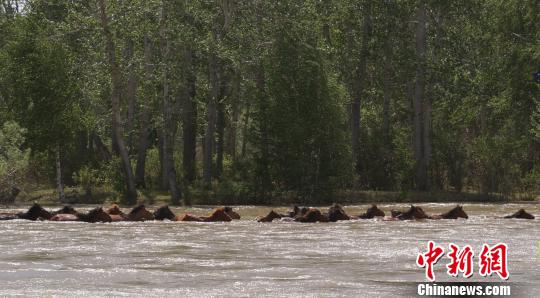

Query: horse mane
[129,204,147,215]
[22,203,51,220]
[154,205,176,220]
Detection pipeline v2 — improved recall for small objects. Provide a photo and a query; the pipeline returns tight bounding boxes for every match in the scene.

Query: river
[0,203,538,297]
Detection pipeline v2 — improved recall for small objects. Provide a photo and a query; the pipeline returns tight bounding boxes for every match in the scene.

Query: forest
[0,0,539,206]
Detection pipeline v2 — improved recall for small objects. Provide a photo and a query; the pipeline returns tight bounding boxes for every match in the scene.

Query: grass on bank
[11,186,539,207]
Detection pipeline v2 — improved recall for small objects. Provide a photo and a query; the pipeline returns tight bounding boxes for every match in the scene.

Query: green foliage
[0,121,30,194]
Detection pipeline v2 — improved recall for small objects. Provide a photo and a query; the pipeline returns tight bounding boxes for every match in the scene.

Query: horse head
[18,203,52,220]
[53,205,80,216]
[397,205,429,220]
[327,203,350,222]
[223,206,241,220]
[439,205,468,219]
[106,204,124,216]
[258,210,282,222]
[203,207,232,222]
[127,205,154,221]
[82,207,112,223]
[504,209,535,219]
[359,204,385,219]
[154,205,177,221]
[296,208,329,223]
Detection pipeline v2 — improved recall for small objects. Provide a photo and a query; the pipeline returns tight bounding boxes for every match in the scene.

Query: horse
[288,205,309,219]
[224,206,241,220]
[327,203,351,222]
[295,208,329,223]
[0,213,19,220]
[202,207,233,222]
[504,209,535,219]
[258,210,283,222]
[79,207,112,223]
[127,205,154,221]
[358,204,386,219]
[430,205,468,219]
[154,205,179,221]
[394,205,430,220]
[17,203,52,220]
[178,213,204,221]
[106,204,127,222]
[52,206,81,216]
[50,213,80,221]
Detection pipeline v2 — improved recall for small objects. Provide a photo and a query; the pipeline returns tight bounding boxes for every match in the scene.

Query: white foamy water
[0,203,538,297]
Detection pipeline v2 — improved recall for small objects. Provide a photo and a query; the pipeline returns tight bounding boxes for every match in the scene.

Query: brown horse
[327,203,351,222]
[105,204,127,222]
[394,205,430,220]
[50,206,83,221]
[430,205,468,219]
[295,208,329,223]
[358,204,386,219]
[258,210,283,222]
[127,205,154,221]
[203,207,233,222]
[224,207,241,220]
[50,213,80,221]
[79,207,112,223]
[504,209,535,219]
[178,213,204,221]
[17,203,52,220]
[154,205,178,221]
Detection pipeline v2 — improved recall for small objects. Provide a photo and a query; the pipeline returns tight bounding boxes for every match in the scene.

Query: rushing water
[0,203,538,297]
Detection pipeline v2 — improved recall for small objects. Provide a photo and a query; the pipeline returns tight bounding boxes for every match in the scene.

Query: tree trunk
[159,4,181,204]
[203,54,218,185]
[98,0,137,204]
[413,2,428,190]
[182,48,197,187]
[227,70,240,162]
[215,68,227,179]
[382,44,392,140]
[56,144,65,202]
[350,3,371,173]
[125,38,137,153]
[134,36,153,188]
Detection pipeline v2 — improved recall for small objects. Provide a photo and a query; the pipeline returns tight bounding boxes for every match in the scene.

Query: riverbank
[9,187,538,207]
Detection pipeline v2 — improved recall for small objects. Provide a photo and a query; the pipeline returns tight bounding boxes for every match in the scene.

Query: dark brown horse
[394,205,430,220]
[52,205,81,216]
[504,209,535,219]
[295,208,329,223]
[17,203,52,220]
[127,205,154,221]
[79,207,112,223]
[258,210,283,222]
[327,204,351,222]
[358,204,386,219]
[154,205,178,221]
[430,205,468,219]
[224,207,241,220]
[0,212,19,220]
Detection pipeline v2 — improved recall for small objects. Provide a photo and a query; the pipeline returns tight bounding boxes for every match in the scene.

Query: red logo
[416,241,445,282]
[417,242,509,281]
[479,243,509,280]
[446,243,474,278]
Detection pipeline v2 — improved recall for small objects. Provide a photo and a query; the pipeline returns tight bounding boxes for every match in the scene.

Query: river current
[0,203,538,297]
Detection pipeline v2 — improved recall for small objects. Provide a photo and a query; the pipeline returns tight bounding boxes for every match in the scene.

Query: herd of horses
[0,203,536,223]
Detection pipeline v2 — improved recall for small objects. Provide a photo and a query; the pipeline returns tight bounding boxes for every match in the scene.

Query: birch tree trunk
[134,36,153,188]
[98,0,137,204]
